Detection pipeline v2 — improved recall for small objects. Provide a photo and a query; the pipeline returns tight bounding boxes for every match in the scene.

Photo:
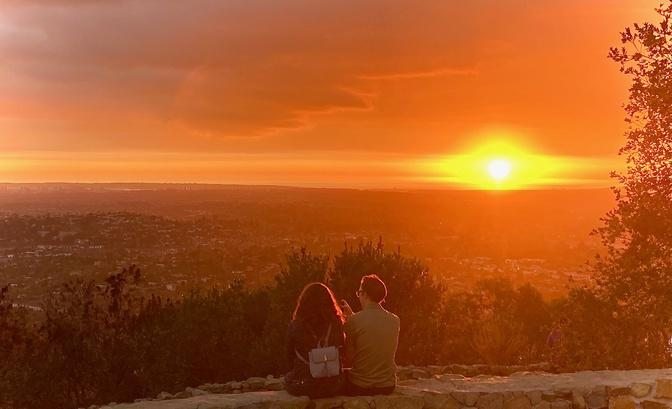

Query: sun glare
[487,159,512,182]
[419,135,583,190]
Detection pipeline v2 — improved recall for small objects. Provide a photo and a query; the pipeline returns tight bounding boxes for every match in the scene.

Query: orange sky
[0,0,660,188]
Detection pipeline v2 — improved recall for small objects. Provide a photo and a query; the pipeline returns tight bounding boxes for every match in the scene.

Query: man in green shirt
[340,275,400,396]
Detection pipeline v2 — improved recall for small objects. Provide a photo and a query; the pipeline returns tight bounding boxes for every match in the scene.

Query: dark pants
[342,373,395,396]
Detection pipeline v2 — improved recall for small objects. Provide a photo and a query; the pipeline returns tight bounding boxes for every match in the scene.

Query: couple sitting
[285,275,400,399]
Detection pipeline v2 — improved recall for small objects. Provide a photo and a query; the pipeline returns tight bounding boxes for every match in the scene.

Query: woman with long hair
[285,282,345,398]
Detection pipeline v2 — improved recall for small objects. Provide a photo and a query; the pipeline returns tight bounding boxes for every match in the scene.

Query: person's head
[357,274,388,306]
[293,282,344,328]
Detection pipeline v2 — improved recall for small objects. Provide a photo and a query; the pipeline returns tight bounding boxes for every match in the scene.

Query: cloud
[0,0,650,156]
[357,68,478,81]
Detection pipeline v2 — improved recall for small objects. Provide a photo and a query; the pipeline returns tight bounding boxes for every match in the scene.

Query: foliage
[584,0,672,366]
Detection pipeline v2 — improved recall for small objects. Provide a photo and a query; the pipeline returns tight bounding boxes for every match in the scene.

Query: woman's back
[285,282,346,399]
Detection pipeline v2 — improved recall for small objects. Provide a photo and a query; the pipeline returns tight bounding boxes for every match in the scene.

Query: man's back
[344,304,400,388]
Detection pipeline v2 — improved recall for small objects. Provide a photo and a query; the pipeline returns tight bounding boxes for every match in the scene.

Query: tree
[593,1,672,366]
[329,239,446,365]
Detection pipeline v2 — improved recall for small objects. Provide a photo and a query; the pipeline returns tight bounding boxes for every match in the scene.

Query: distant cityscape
[0,184,611,308]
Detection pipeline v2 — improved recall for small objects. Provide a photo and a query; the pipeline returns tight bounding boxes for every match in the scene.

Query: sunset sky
[0,0,659,188]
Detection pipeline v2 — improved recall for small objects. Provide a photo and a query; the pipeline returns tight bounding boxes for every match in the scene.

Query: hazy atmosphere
[0,0,658,187]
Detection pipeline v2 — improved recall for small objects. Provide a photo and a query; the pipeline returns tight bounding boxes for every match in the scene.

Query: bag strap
[320,324,332,348]
[295,349,310,365]
[295,323,333,363]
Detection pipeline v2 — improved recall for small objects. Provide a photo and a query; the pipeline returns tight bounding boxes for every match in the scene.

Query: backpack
[295,324,341,379]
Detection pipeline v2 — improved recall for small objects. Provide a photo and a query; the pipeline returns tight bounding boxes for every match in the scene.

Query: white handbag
[295,324,341,379]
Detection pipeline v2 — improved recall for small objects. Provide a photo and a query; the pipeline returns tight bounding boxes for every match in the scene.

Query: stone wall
[91,368,672,409]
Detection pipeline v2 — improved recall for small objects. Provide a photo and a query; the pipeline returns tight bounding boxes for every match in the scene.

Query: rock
[87,406,99,409]
[247,377,268,391]
[439,374,467,382]
[656,379,672,399]
[313,397,344,409]
[186,387,208,397]
[452,391,480,407]
[503,396,531,409]
[587,388,608,409]
[550,401,571,409]
[448,364,471,376]
[642,401,670,409]
[174,390,192,399]
[609,388,631,397]
[156,392,173,400]
[427,365,448,376]
[572,390,587,409]
[422,392,460,409]
[552,388,572,399]
[229,381,243,390]
[397,368,413,381]
[344,398,372,409]
[476,393,504,409]
[532,402,551,409]
[242,382,251,391]
[266,378,285,391]
[472,365,489,376]
[411,369,431,379]
[375,395,424,409]
[630,383,652,398]
[608,396,635,409]
[206,383,231,394]
[526,392,543,405]
[541,393,556,402]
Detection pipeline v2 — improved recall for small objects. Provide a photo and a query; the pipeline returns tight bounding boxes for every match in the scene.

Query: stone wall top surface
[404,368,672,393]
[99,368,672,409]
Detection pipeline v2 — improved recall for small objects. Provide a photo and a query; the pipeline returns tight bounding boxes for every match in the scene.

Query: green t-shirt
[344,304,400,388]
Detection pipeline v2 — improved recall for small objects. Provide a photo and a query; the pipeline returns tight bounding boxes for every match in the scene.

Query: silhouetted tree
[329,239,446,365]
[590,1,672,365]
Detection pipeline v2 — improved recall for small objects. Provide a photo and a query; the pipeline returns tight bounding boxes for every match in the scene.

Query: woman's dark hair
[292,283,344,330]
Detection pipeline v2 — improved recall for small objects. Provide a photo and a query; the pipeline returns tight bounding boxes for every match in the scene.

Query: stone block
[440,374,467,382]
[422,392,460,409]
[550,400,571,409]
[572,390,586,409]
[656,379,672,399]
[156,392,173,400]
[427,365,448,375]
[374,395,425,409]
[174,390,192,399]
[343,398,372,409]
[526,392,543,405]
[541,393,557,403]
[410,369,430,379]
[313,397,345,409]
[587,390,607,409]
[630,383,652,398]
[452,391,480,407]
[608,396,635,409]
[476,393,504,409]
[248,377,268,391]
[503,396,531,409]
[642,401,670,409]
[608,388,631,397]
[532,402,551,409]
[266,379,285,391]
[186,387,208,397]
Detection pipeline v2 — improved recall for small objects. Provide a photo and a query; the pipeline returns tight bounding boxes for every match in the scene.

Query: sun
[486,159,512,182]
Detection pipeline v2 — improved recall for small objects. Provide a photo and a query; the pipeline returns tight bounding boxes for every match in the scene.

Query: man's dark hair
[360,274,387,303]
